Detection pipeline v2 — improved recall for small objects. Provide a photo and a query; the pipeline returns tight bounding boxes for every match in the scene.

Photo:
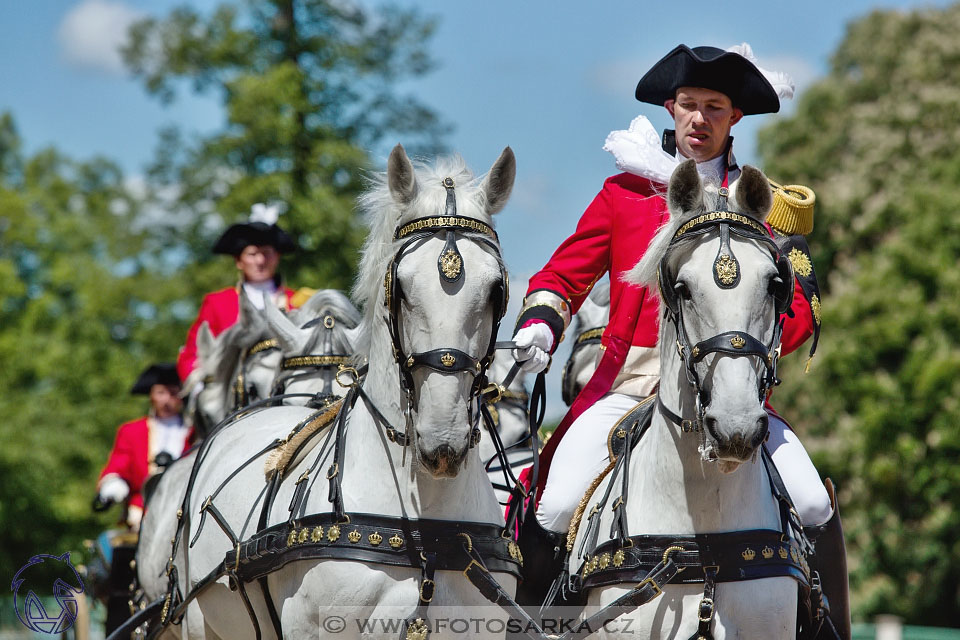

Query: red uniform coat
[177,285,297,382]
[98,417,192,510]
[520,172,815,490]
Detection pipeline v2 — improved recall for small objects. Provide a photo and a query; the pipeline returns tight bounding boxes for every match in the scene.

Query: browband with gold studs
[281,355,352,370]
[673,211,767,241]
[394,216,498,242]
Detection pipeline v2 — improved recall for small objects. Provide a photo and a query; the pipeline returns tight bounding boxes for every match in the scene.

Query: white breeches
[536,393,832,533]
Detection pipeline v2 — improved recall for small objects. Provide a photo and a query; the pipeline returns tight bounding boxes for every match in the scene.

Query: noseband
[383,177,509,446]
[656,189,794,442]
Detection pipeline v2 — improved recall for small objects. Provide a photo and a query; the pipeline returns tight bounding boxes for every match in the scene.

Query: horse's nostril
[751,414,769,448]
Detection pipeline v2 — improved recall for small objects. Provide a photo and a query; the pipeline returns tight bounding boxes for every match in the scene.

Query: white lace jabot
[603,115,739,186]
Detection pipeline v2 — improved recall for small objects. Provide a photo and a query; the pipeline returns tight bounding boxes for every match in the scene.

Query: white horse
[169,145,518,639]
[136,289,361,639]
[479,357,533,504]
[561,280,610,406]
[568,160,802,639]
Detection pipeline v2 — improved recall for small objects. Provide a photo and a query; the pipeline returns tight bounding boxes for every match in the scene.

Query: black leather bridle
[382,177,509,447]
[656,188,794,444]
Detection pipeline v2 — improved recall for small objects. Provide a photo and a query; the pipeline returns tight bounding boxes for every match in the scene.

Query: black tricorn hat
[635,45,780,115]
[131,363,181,395]
[212,221,297,256]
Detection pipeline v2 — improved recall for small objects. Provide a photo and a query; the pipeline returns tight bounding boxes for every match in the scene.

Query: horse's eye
[673,281,691,300]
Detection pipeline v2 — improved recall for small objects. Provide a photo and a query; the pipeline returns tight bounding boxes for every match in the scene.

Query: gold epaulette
[290,287,317,308]
[767,180,816,236]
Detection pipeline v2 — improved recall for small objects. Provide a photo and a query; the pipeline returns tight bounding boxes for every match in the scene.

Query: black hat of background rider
[130,363,180,395]
[635,45,780,116]
[211,207,297,256]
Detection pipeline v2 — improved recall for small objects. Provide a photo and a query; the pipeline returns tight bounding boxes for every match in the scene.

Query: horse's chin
[717,460,741,474]
[418,444,467,478]
[699,446,745,473]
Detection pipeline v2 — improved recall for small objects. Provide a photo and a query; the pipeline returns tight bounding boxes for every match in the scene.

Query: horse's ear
[238,286,257,327]
[482,147,516,215]
[196,321,215,360]
[732,165,773,221]
[667,159,704,214]
[387,143,418,205]
[263,297,307,355]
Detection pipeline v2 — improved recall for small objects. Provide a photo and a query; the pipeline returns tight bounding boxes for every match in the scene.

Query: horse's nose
[703,411,768,461]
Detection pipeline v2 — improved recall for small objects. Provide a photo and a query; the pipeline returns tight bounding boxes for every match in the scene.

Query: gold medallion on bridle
[788,247,812,278]
[440,249,462,279]
[715,254,738,285]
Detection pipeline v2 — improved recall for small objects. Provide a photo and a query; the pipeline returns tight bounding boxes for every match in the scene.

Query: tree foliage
[0,0,447,585]
[0,114,193,581]
[122,0,448,289]
[758,5,960,625]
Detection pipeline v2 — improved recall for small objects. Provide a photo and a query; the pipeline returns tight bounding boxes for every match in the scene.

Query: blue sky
[1,0,951,416]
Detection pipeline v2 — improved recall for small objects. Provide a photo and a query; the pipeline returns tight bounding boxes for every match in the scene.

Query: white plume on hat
[726,43,795,101]
[249,202,283,225]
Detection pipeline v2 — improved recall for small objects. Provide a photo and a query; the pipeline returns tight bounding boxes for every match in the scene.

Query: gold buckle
[482,383,504,404]
[419,578,435,603]
[462,558,484,579]
[636,577,663,599]
[698,596,715,622]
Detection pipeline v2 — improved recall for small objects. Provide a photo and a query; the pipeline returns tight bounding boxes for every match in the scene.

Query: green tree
[758,4,960,625]
[0,114,194,581]
[122,0,448,289]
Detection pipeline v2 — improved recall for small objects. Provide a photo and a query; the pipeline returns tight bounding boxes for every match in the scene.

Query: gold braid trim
[264,399,344,480]
[395,216,497,241]
[281,355,351,369]
[575,327,605,345]
[674,210,767,240]
[767,180,815,236]
[246,339,279,357]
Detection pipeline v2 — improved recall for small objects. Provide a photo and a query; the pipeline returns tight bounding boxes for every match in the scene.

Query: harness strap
[686,565,718,640]
[400,551,437,640]
[558,554,682,640]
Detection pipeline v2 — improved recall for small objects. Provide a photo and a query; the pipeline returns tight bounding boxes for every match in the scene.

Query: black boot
[804,478,851,640]
[514,512,566,609]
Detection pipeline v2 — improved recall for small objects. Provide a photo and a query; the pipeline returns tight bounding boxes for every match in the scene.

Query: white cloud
[57,0,145,73]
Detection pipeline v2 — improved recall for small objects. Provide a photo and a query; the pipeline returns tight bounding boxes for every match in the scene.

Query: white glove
[512,323,554,373]
[98,475,130,504]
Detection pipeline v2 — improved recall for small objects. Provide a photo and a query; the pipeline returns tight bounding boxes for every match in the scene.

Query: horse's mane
[289,289,361,354]
[351,154,500,356]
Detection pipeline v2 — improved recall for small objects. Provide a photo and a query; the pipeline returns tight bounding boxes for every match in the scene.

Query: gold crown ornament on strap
[767,180,816,236]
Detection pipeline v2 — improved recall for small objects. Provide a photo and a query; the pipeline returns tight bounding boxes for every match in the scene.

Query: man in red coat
[177,203,304,384]
[513,44,848,637]
[96,363,190,530]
